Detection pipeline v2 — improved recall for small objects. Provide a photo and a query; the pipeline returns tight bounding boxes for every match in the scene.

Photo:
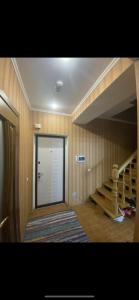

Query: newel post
[112,164,119,198]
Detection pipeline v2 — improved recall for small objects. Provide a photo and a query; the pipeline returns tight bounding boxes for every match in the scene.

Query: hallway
[0,57,138,242]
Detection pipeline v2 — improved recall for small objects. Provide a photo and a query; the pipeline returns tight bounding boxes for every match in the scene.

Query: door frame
[35,134,66,208]
[0,90,20,242]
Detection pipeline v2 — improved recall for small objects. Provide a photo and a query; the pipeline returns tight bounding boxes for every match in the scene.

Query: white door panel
[37,136,64,206]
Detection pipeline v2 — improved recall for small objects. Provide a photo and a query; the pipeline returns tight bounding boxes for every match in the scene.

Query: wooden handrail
[118,150,137,175]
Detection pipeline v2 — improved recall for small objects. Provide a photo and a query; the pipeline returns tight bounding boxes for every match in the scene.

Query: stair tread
[90,193,121,219]
[97,187,116,200]
[94,151,137,218]
[104,181,113,190]
[97,186,135,203]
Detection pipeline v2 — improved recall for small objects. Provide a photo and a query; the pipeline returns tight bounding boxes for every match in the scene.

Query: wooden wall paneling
[82,127,85,201]
[84,128,88,200]
[81,127,84,201]
[72,124,76,204]
[0,58,32,240]
[86,127,90,197]
[77,125,81,199]
[91,129,95,193]
[32,107,137,208]
[74,125,78,202]
[98,124,102,186]
[91,126,95,190]
[96,124,99,188]
[96,123,99,187]
[76,125,78,202]
[86,131,89,195]
[102,120,105,183]
[0,94,20,241]
[0,58,137,232]
[97,125,100,187]
[68,119,72,204]
[82,127,86,201]
[77,125,80,201]
[101,123,103,183]
[79,126,83,203]
[99,123,102,187]
[108,126,111,177]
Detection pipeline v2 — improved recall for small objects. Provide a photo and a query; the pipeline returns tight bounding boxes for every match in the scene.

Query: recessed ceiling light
[51,103,59,110]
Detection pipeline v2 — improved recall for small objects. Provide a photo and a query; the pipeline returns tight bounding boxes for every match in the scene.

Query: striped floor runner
[24,209,89,242]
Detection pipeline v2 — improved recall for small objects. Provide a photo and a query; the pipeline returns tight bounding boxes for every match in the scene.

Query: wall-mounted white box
[75,155,86,163]
[34,123,42,129]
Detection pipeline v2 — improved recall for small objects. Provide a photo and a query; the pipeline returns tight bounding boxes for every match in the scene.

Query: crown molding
[72,58,120,115]
[11,58,32,110]
[11,57,120,117]
[31,107,72,117]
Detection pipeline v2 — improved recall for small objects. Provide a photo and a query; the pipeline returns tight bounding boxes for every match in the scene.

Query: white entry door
[36,136,65,207]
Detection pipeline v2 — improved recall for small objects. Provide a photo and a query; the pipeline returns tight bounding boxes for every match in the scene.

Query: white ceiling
[15,57,114,114]
[74,64,136,124]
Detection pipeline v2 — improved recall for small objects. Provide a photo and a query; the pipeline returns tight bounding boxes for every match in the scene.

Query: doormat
[24,209,89,242]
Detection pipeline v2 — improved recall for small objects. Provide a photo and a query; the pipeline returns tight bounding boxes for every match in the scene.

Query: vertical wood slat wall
[0,58,32,240]
[0,57,137,239]
[32,112,137,206]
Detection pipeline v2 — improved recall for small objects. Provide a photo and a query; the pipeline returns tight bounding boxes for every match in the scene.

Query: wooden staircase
[90,150,137,218]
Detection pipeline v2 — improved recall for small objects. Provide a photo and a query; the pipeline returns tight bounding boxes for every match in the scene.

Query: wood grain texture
[72,58,133,122]
[0,98,20,242]
[30,203,69,218]
[32,111,137,206]
[0,58,32,240]
[74,201,135,242]
[28,202,135,242]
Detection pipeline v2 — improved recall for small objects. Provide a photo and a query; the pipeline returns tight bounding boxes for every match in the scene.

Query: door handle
[0,216,9,229]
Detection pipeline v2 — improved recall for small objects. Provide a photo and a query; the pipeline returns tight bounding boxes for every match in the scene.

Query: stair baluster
[90,150,137,219]
[122,169,125,206]
[129,163,132,198]
[111,164,119,215]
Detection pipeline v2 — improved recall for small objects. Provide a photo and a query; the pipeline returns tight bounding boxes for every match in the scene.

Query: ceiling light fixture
[56,80,64,87]
[51,103,59,110]
[56,80,64,92]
